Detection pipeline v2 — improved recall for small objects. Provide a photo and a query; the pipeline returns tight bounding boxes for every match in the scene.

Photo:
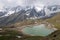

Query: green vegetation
[0,28,21,40]
[47,30,60,40]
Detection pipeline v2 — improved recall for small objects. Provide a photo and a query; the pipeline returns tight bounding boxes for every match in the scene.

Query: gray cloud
[0,0,60,9]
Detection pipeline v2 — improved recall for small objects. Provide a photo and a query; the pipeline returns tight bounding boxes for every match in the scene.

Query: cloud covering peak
[0,0,60,9]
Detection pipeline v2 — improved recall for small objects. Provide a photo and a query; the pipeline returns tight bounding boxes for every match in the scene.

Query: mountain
[0,6,46,26]
[0,9,7,17]
[47,5,60,12]
[0,5,60,26]
[0,12,7,17]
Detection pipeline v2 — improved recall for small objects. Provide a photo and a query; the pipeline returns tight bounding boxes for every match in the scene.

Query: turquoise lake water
[22,24,56,36]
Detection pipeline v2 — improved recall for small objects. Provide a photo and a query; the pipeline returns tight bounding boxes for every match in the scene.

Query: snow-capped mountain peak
[4,11,15,16]
[0,5,60,18]
[35,6,44,12]
[1,11,15,18]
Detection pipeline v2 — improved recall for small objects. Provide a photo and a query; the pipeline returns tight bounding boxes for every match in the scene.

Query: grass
[46,13,60,29]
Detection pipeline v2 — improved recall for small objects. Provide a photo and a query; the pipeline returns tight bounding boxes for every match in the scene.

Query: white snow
[1,11,15,18]
[35,6,43,12]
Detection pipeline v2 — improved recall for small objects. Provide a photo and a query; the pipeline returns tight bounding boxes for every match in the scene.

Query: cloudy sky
[0,0,60,9]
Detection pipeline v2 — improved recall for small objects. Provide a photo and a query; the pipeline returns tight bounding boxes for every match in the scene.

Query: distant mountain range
[47,5,60,11]
[0,5,60,26]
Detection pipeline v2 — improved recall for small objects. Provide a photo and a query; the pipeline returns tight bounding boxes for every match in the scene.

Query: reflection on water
[22,24,57,36]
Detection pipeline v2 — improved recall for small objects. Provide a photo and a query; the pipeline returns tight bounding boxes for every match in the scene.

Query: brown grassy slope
[13,19,42,27]
[46,13,60,29]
